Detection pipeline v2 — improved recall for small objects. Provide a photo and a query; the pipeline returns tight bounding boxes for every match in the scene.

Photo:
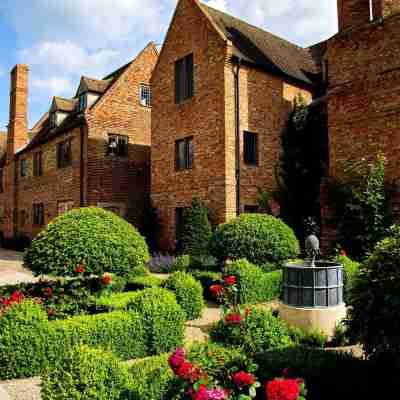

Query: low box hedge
[226,259,282,304]
[165,272,204,320]
[94,292,140,312]
[0,287,186,380]
[126,275,166,291]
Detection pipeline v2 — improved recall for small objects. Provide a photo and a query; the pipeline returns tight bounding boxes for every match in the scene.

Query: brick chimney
[337,0,371,31]
[7,64,29,161]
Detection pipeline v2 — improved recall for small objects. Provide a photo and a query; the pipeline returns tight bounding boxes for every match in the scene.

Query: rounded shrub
[209,214,300,265]
[170,255,191,272]
[165,272,204,320]
[41,345,132,400]
[24,207,150,278]
[347,226,400,365]
[128,288,186,354]
[210,307,293,353]
[0,300,51,380]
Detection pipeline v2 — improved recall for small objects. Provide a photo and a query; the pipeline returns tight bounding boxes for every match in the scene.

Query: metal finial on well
[305,234,320,267]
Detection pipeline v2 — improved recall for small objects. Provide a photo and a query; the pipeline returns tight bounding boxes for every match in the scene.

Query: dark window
[175,54,194,103]
[175,137,194,171]
[0,168,3,193]
[244,205,259,214]
[57,139,72,168]
[244,131,258,166]
[33,151,42,177]
[139,84,151,107]
[33,203,44,226]
[107,134,128,157]
[20,159,28,177]
[79,94,87,111]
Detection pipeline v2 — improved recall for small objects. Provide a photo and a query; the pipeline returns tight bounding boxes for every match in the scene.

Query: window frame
[33,151,43,177]
[175,53,194,104]
[20,158,28,177]
[57,139,72,169]
[107,134,129,157]
[243,131,258,167]
[79,94,87,111]
[139,84,151,107]
[175,136,194,171]
[32,203,44,226]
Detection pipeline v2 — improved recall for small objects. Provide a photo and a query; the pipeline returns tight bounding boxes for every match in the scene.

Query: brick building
[151,0,320,249]
[0,42,158,242]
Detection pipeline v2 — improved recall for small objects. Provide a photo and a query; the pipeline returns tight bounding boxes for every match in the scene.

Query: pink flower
[266,379,300,400]
[207,388,228,400]
[168,347,185,370]
[192,384,209,400]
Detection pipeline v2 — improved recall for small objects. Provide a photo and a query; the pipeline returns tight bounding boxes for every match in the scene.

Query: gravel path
[0,249,36,286]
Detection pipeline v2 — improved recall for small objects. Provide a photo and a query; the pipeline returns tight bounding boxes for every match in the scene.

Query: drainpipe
[232,57,242,216]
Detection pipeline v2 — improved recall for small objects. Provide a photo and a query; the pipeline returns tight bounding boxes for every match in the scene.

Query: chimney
[337,0,372,31]
[7,64,29,161]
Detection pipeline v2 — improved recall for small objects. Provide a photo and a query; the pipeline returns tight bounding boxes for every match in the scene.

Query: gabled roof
[200,3,321,85]
[76,76,113,96]
[51,97,77,112]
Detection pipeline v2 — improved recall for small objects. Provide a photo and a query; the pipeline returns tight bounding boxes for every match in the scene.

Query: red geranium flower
[233,371,256,388]
[266,379,300,400]
[224,313,243,324]
[1,298,11,307]
[176,361,195,380]
[102,273,112,286]
[10,291,24,303]
[43,287,53,298]
[210,284,225,297]
[168,347,185,371]
[224,276,236,286]
[75,264,85,274]
[192,384,209,400]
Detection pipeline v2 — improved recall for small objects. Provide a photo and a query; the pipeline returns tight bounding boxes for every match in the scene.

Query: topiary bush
[41,345,133,400]
[0,300,51,379]
[210,214,300,265]
[165,272,204,320]
[338,255,360,303]
[128,288,186,354]
[210,307,293,354]
[180,196,212,256]
[226,259,282,304]
[347,225,400,365]
[24,207,150,278]
[170,254,191,272]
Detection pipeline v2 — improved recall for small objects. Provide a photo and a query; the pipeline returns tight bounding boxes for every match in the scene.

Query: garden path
[0,249,37,286]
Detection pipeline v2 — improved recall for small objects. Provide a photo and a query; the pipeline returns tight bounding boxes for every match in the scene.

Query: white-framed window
[107,134,128,157]
[139,84,151,107]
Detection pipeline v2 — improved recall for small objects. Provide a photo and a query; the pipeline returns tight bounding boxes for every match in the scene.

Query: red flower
[233,371,256,388]
[10,291,24,303]
[210,284,225,298]
[192,384,209,400]
[168,347,185,371]
[102,273,112,286]
[75,264,85,274]
[266,379,300,400]
[224,313,243,324]
[1,298,11,307]
[176,361,194,380]
[47,308,55,317]
[43,287,53,298]
[340,249,347,257]
[224,276,236,286]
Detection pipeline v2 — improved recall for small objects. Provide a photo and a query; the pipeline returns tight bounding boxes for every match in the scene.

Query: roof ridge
[200,3,307,51]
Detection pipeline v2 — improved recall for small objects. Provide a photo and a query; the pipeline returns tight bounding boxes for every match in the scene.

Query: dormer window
[50,112,57,128]
[79,94,87,111]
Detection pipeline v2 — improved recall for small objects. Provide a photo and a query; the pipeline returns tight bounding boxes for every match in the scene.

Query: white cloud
[204,0,228,12]
[32,77,73,95]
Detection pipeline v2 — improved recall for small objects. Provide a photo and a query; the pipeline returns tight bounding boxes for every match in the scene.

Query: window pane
[175,59,183,103]
[175,140,186,170]
[186,54,194,98]
[140,85,151,107]
[187,138,194,169]
[244,132,257,165]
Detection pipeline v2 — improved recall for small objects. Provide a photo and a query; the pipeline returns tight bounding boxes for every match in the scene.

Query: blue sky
[0,0,338,131]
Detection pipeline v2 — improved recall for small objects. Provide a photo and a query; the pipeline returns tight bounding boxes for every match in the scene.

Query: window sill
[176,96,195,107]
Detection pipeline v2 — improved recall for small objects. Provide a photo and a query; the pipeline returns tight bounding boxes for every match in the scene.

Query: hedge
[41,345,133,400]
[128,288,186,354]
[226,259,282,304]
[165,272,204,320]
[0,288,185,379]
[94,292,140,312]
[24,207,150,278]
[210,213,300,265]
[191,270,222,300]
[126,275,166,291]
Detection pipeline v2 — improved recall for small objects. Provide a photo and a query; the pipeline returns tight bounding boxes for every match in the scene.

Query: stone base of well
[279,302,347,339]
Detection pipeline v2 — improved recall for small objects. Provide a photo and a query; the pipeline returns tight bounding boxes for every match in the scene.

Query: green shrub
[128,288,185,354]
[94,292,140,312]
[288,327,328,349]
[165,272,204,320]
[189,254,220,272]
[24,207,150,278]
[0,301,51,379]
[49,310,146,361]
[180,197,212,256]
[226,259,282,304]
[338,255,360,302]
[126,275,166,290]
[42,345,132,400]
[210,214,300,265]
[210,307,293,353]
[170,255,191,272]
[347,226,400,364]
[129,354,177,400]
